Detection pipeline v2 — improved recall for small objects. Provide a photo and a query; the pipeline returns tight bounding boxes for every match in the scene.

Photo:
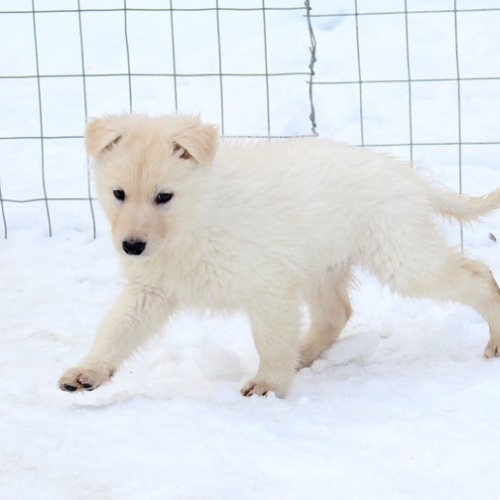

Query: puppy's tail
[429,184,500,223]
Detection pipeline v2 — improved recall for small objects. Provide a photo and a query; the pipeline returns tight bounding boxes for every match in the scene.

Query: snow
[2,1,500,498]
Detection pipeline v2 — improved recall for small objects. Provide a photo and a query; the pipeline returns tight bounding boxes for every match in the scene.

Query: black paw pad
[62,384,77,392]
[82,383,95,391]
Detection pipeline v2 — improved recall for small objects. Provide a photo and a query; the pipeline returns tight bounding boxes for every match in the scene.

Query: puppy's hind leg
[367,228,500,357]
[298,266,353,368]
[431,254,500,358]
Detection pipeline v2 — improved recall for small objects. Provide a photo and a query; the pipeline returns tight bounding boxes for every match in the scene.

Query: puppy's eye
[113,189,125,201]
[155,192,174,205]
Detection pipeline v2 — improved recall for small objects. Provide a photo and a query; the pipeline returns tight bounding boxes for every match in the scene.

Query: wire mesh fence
[1,0,500,241]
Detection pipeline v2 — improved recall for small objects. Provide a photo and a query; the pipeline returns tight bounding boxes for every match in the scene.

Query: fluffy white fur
[59,114,500,398]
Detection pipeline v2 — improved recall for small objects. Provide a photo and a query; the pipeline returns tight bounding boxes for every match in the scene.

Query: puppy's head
[85,114,219,258]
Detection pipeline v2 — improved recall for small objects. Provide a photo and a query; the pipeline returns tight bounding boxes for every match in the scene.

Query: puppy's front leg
[59,284,175,392]
[242,297,300,398]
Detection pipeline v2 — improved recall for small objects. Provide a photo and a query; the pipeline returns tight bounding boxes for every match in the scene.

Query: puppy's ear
[85,116,123,157]
[172,119,219,165]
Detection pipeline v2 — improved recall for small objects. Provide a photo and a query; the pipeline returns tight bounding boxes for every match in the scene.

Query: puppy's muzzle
[122,239,146,256]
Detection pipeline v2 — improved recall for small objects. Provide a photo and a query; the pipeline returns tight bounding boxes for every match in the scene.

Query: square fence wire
[1,0,500,243]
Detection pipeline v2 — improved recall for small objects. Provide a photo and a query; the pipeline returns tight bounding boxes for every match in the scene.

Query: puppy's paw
[58,362,114,393]
[241,378,290,398]
[484,338,500,358]
[241,380,271,397]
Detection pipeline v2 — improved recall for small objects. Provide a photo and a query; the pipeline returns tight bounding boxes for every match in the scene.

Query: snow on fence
[1,0,500,240]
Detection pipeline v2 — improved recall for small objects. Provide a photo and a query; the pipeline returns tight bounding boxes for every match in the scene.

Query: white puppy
[59,114,500,397]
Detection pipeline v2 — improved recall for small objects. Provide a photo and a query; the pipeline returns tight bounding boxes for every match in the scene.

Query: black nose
[122,239,146,256]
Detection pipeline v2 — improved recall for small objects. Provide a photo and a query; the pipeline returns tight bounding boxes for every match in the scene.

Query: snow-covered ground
[1,1,500,499]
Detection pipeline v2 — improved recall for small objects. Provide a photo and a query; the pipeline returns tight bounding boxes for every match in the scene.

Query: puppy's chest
[162,249,251,310]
